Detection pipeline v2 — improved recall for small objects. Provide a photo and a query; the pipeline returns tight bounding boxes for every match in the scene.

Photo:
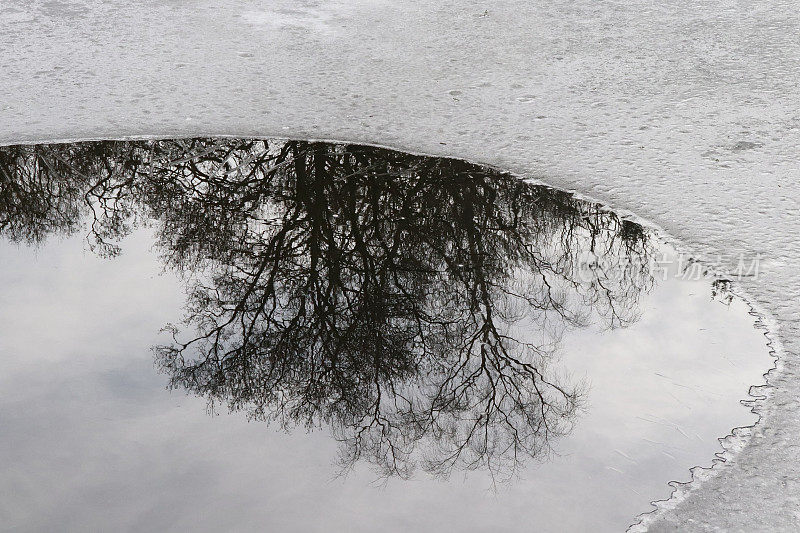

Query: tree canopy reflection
[0,138,655,479]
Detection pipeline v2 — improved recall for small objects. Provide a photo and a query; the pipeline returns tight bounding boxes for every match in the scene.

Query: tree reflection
[0,138,655,479]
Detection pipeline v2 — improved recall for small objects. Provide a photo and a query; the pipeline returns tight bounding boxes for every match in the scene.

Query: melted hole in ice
[0,139,771,532]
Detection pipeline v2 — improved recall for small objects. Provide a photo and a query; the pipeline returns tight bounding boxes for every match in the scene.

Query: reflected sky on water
[0,139,770,532]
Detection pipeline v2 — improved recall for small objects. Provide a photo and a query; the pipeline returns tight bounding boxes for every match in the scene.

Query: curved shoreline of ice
[629,296,782,532]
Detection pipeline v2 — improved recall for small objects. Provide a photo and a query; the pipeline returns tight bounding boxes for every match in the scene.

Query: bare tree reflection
[0,139,655,480]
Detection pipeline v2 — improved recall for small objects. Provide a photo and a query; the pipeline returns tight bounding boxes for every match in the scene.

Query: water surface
[0,139,769,531]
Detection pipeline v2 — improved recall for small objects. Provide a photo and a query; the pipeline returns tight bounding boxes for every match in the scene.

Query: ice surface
[0,0,797,529]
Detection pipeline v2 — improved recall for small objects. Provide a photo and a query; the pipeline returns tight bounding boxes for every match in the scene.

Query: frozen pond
[0,139,771,531]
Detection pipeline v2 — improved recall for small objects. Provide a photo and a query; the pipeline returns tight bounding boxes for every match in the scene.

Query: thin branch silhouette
[0,138,656,480]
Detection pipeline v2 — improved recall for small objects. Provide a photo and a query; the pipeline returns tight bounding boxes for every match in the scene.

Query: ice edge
[625,275,782,532]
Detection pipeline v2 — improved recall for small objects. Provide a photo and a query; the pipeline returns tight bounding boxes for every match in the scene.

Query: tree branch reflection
[0,139,656,480]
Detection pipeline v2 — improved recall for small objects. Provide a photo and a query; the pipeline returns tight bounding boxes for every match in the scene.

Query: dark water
[0,139,768,532]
